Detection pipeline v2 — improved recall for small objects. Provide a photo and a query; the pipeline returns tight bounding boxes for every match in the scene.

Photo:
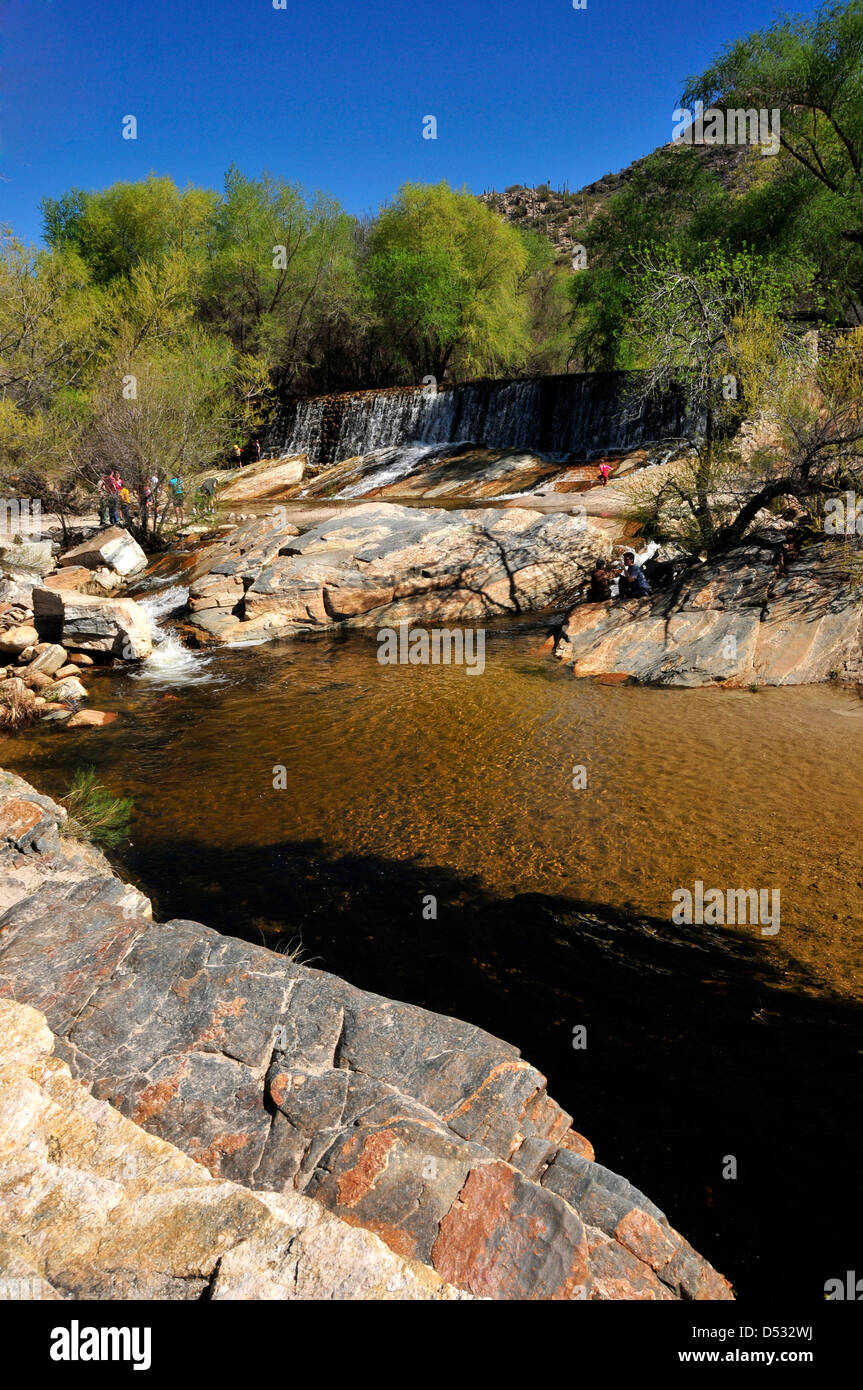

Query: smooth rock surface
[185,503,609,646]
[0,625,39,657]
[217,455,305,503]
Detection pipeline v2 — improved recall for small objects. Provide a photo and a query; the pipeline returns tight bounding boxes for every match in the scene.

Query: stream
[3,568,862,1300]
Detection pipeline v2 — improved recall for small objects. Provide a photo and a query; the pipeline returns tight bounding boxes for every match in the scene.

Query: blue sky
[1,0,821,245]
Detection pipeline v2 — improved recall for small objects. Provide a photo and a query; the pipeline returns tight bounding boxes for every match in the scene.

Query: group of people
[97,471,186,530]
[587,551,651,602]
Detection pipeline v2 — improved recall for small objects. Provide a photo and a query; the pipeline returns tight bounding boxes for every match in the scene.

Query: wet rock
[0,770,732,1302]
[65,710,118,729]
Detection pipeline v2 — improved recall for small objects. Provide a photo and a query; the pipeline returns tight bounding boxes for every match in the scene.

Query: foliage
[60,767,134,849]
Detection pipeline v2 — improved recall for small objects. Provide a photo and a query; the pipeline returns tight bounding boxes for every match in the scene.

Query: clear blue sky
[1,0,821,246]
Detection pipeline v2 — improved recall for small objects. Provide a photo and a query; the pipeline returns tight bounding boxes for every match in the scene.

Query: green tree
[683,0,863,310]
[200,166,359,393]
[626,245,807,550]
[363,182,530,382]
[42,176,215,285]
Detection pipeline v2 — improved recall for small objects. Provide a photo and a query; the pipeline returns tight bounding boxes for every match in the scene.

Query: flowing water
[3,590,862,1300]
[277,373,698,467]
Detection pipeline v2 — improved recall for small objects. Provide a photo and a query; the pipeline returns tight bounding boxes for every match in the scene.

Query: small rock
[38,705,73,722]
[19,670,53,692]
[25,644,68,676]
[66,710,118,729]
[0,625,39,657]
[50,676,89,703]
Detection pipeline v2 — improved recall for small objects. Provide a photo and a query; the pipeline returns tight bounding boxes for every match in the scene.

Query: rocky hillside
[480,142,759,264]
[0,769,732,1300]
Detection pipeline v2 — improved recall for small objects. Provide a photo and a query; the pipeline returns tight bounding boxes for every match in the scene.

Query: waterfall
[134,583,219,686]
[275,372,696,470]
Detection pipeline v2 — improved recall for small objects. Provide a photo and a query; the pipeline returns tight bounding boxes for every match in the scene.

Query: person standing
[97,474,111,527]
[119,481,133,526]
[168,474,185,525]
[108,471,123,525]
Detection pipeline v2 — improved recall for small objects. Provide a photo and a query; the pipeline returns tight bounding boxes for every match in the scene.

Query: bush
[0,683,36,732]
[61,767,134,848]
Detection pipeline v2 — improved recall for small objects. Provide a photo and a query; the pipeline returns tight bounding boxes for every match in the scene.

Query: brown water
[4,612,863,1298]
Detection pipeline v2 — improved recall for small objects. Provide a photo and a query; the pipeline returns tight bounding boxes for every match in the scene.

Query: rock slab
[0,769,732,1301]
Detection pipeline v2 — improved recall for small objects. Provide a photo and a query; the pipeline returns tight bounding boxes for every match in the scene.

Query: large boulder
[33,588,152,660]
[0,997,465,1301]
[216,454,305,503]
[59,527,147,579]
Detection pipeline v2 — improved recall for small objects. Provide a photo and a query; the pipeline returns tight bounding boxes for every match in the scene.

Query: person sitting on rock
[587,559,612,601]
[619,550,651,599]
[598,462,612,486]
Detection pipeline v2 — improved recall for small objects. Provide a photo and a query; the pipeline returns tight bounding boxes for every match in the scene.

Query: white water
[332,441,468,499]
[134,583,221,687]
[279,375,698,469]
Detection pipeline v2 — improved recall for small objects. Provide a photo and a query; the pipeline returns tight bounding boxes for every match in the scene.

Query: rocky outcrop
[0,769,732,1300]
[0,997,466,1300]
[556,540,863,687]
[214,455,305,503]
[183,503,610,646]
